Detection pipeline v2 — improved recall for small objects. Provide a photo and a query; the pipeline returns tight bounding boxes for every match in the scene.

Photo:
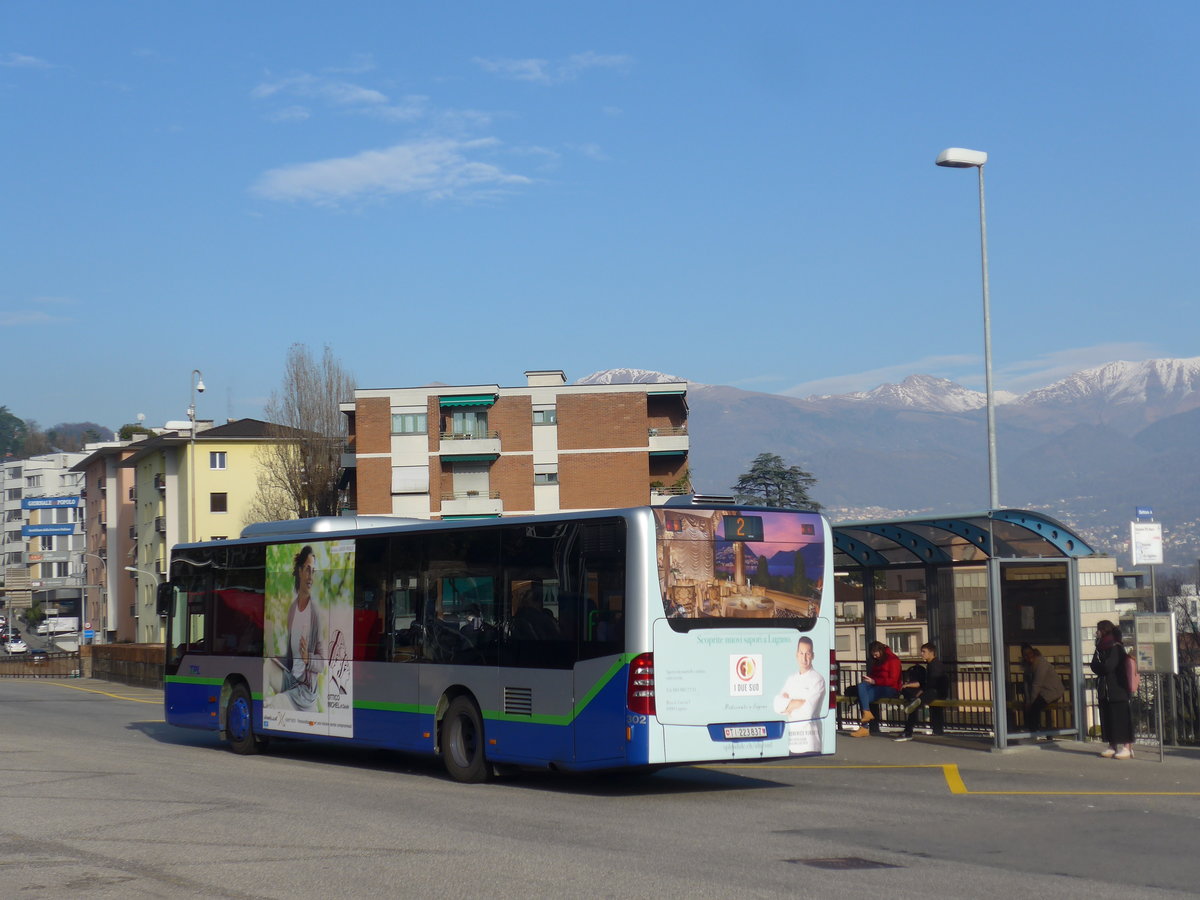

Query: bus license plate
[723,725,767,739]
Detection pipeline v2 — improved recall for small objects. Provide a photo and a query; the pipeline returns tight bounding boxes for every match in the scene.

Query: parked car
[6,638,28,654]
[28,648,48,664]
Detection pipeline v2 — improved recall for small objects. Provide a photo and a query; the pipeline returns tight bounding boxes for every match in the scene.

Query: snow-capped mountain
[1018,358,1200,409]
[575,359,1200,566]
[576,368,686,385]
[806,374,1018,413]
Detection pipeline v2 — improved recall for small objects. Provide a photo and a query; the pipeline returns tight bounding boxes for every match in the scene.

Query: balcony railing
[648,425,688,437]
[154,516,166,534]
[154,473,166,491]
[440,490,501,501]
[439,490,503,517]
[650,484,690,496]
[439,430,500,441]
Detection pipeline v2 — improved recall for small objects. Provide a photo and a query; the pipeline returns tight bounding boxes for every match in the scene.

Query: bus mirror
[156,583,174,616]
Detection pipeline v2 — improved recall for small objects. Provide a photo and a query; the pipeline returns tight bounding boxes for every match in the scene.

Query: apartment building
[71,441,140,642]
[342,370,689,519]
[1,452,87,623]
[119,418,298,642]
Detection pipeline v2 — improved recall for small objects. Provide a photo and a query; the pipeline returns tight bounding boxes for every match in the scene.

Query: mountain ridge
[580,357,1200,566]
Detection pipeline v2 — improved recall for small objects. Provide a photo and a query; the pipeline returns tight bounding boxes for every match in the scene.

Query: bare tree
[1162,572,1200,667]
[247,344,355,522]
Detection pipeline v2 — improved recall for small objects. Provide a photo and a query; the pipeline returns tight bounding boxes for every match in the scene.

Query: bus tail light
[627,652,656,716]
[829,649,840,710]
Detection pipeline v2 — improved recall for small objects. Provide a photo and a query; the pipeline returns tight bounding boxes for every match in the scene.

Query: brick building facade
[342,370,689,518]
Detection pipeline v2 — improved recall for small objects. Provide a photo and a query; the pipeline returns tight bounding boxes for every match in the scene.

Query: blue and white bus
[163,496,835,781]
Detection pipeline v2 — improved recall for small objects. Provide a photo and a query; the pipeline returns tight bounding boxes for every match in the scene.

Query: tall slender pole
[189,369,204,541]
[977,165,999,511]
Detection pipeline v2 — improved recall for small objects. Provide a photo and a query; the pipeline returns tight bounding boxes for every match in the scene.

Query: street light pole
[125,565,162,644]
[937,146,1006,749]
[188,369,206,540]
[936,147,999,511]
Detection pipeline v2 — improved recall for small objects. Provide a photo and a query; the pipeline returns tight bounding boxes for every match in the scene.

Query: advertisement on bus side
[262,540,355,738]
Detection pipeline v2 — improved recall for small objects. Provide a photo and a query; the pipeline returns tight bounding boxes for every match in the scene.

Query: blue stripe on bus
[165,660,643,769]
[164,680,221,730]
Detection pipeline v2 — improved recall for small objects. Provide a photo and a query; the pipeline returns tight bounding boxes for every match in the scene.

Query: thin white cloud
[997,343,1163,392]
[474,56,550,83]
[474,51,632,85]
[325,53,376,75]
[252,74,387,107]
[1,298,75,326]
[1,52,52,69]
[562,51,632,78]
[0,312,60,326]
[252,71,431,125]
[267,105,311,123]
[250,138,532,205]
[784,355,978,398]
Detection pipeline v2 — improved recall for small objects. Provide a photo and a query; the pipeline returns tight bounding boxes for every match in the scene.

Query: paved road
[2,679,1195,899]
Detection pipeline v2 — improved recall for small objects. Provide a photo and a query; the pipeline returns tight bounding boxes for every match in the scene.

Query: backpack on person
[1123,650,1140,694]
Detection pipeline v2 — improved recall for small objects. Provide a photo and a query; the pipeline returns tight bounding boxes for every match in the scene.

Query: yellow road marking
[710,763,1200,796]
[42,681,161,705]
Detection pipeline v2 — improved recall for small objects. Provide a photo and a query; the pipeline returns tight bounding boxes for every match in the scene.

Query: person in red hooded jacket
[847,641,902,737]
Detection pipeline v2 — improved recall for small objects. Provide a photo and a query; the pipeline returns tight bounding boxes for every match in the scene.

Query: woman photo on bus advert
[1090,619,1133,759]
[268,545,325,711]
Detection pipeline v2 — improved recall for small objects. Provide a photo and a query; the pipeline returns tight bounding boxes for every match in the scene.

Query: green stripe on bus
[482,653,637,726]
[355,700,431,715]
[171,654,636,725]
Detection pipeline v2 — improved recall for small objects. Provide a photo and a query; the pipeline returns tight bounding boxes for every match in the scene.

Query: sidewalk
[823,729,1200,795]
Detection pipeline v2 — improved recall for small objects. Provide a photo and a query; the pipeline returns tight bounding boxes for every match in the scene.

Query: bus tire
[227,683,268,755]
[442,696,489,783]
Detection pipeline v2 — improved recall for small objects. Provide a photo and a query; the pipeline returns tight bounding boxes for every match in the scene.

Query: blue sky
[3,2,1196,432]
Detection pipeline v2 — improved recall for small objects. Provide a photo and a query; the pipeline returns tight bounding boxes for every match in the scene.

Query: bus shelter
[832,509,1096,749]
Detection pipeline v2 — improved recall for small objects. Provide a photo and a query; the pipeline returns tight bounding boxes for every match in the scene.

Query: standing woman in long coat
[1090,619,1133,759]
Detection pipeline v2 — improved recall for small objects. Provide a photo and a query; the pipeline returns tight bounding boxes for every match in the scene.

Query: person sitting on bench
[847,641,902,737]
[1022,643,1064,741]
[894,642,949,741]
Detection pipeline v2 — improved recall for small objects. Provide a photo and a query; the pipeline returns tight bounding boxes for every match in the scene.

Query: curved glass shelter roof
[832,508,1095,569]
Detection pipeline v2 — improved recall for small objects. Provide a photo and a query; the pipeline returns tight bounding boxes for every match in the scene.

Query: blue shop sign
[21,523,77,536]
[22,496,81,509]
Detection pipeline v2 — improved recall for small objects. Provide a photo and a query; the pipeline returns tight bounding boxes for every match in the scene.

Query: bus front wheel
[227,683,268,755]
[442,696,489,783]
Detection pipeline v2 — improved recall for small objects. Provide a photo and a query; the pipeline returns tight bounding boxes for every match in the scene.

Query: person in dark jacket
[1090,620,1133,759]
[847,641,902,737]
[1021,644,1065,741]
[894,643,949,741]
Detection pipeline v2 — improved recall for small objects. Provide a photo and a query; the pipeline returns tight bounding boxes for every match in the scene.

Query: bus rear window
[654,508,824,624]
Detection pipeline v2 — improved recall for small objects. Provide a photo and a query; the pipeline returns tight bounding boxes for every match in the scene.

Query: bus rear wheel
[227,683,268,755]
[442,696,489,783]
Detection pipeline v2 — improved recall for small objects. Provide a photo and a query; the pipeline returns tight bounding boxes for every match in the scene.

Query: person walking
[847,641,902,737]
[1021,644,1065,741]
[1090,620,1134,759]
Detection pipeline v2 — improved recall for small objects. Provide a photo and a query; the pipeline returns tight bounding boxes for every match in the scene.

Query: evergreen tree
[0,406,27,457]
[732,452,821,510]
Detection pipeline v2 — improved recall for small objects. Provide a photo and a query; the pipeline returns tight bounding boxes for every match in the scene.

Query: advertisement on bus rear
[651,507,832,758]
[262,540,355,738]
[654,507,825,620]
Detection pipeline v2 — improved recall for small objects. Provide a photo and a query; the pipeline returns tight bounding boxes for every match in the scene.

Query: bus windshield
[654,507,824,621]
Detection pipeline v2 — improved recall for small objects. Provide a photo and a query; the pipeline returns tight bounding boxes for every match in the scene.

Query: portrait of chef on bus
[772,635,827,754]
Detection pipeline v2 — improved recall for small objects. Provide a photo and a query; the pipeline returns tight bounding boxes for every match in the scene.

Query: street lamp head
[936,147,988,168]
